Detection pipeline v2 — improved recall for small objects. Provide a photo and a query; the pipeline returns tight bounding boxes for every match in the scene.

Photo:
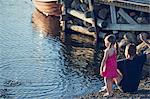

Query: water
[0,0,103,98]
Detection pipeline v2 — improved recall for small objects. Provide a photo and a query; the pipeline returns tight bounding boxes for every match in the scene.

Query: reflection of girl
[100,34,119,97]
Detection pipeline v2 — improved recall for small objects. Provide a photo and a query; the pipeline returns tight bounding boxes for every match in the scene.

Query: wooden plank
[67,9,108,28]
[67,9,94,24]
[118,8,137,24]
[88,0,96,27]
[110,5,118,34]
[102,24,150,31]
[128,0,150,5]
[113,0,150,6]
[67,24,95,36]
[110,5,117,24]
[95,0,150,13]
[88,0,98,42]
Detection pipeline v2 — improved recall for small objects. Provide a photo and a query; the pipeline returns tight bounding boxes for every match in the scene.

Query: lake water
[0,0,103,98]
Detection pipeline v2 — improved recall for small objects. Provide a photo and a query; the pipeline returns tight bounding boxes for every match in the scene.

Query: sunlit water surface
[0,0,103,98]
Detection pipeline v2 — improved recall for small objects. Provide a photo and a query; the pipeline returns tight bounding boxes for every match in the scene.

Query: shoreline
[77,73,150,99]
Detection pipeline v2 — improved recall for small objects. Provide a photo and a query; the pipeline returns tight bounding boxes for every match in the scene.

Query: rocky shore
[77,76,150,99]
[77,32,150,99]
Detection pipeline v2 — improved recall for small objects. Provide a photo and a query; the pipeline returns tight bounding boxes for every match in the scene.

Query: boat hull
[32,0,62,16]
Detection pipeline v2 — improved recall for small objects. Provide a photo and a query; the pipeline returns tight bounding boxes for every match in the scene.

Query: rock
[83,21,92,27]
[80,3,88,12]
[80,0,89,4]
[84,11,92,18]
[98,8,109,20]
[73,18,84,26]
[71,0,81,10]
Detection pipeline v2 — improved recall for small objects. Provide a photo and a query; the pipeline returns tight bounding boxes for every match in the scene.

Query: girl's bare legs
[113,75,122,86]
[113,73,123,92]
[104,77,113,96]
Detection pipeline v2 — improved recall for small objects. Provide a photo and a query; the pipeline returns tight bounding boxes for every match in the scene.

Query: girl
[100,34,119,97]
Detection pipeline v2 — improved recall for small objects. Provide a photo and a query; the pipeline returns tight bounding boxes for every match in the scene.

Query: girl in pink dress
[100,34,119,97]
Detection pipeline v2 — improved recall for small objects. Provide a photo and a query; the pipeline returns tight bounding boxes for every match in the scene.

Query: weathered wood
[110,5,117,24]
[67,9,107,28]
[61,0,67,32]
[118,8,137,24]
[95,0,150,13]
[112,0,150,6]
[67,24,95,36]
[126,0,150,4]
[88,0,99,44]
[67,9,94,24]
[103,24,150,31]
[88,0,96,27]
[110,5,118,34]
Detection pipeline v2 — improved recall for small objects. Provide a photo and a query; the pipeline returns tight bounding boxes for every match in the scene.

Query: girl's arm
[100,50,109,76]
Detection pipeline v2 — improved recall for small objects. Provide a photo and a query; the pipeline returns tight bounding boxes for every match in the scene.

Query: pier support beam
[110,5,118,34]
[118,8,137,24]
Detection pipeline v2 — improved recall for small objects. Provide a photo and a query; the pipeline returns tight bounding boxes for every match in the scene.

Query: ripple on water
[0,0,102,98]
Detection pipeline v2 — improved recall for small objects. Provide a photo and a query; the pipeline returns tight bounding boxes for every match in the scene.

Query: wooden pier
[32,0,150,73]
[62,0,150,41]
[61,0,150,72]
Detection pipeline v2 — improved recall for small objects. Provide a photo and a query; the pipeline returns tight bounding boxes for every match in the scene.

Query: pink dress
[102,52,118,78]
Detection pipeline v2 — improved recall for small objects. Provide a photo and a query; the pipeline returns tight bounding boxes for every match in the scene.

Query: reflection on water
[32,9,60,37]
[0,0,103,98]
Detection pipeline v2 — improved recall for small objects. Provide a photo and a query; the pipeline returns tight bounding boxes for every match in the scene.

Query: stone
[98,8,109,20]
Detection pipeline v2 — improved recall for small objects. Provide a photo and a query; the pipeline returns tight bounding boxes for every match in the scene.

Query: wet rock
[4,80,21,87]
